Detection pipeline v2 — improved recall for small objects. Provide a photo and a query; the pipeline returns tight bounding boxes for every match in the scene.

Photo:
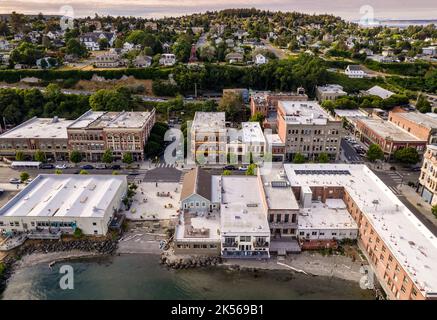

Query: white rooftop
[0,117,73,139]
[334,109,368,118]
[68,110,152,130]
[220,176,270,235]
[68,110,105,129]
[366,85,395,99]
[391,112,437,130]
[0,174,126,219]
[279,100,333,125]
[284,163,437,296]
[192,112,226,131]
[299,199,358,230]
[265,133,285,146]
[317,84,346,94]
[241,122,265,144]
[358,118,425,142]
[259,166,299,210]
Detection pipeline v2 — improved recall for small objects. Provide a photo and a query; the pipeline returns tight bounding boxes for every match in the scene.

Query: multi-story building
[67,109,156,162]
[277,101,342,161]
[345,65,367,78]
[0,174,127,236]
[285,164,437,300]
[315,84,347,101]
[189,112,226,164]
[0,117,73,161]
[356,118,427,158]
[220,176,270,259]
[249,90,308,130]
[418,145,437,205]
[388,111,437,144]
[94,52,121,68]
[226,122,266,164]
[265,133,285,162]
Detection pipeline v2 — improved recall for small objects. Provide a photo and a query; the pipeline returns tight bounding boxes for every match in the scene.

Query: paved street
[340,138,364,163]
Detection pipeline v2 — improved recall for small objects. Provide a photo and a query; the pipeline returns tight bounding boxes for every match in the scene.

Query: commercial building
[388,111,437,144]
[219,176,270,258]
[249,90,308,130]
[0,174,127,237]
[333,109,368,133]
[418,145,437,205]
[284,164,437,300]
[67,109,156,162]
[356,118,427,158]
[277,101,342,161]
[226,122,266,164]
[265,133,285,162]
[316,84,347,101]
[0,117,73,161]
[189,112,226,164]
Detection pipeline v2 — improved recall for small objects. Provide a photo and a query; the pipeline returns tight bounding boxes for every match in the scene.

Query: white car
[55,164,67,169]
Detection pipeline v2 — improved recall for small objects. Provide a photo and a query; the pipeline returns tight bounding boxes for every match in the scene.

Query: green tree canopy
[367,144,384,162]
[15,151,25,161]
[20,171,29,182]
[122,152,133,164]
[293,153,306,164]
[318,152,329,163]
[33,150,46,162]
[394,147,420,165]
[102,149,114,164]
[69,150,82,164]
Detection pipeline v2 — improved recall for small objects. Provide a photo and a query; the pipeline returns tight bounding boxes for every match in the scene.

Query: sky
[0,0,436,20]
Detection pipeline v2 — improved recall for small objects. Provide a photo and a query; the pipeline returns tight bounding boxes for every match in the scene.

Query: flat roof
[0,174,126,219]
[284,163,437,295]
[220,176,270,235]
[334,109,367,118]
[299,199,358,230]
[366,85,394,99]
[68,110,153,130]
[241,122,265,144]
[358,118,425,142]
[265,133,285,146]
[259,166,299,210]
[0,117,73,139]
[192,112,226,131]
[278,101,333,125]
[392,112,437,130]
[317,84,346,94]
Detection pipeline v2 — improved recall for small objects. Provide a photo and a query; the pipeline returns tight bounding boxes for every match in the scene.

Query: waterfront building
[0,117,73,161]
[277,100,342,161]
[219,176,270,258]
[0,174,127,237]
[356,118,427,158]
[67,109,155,162]
[284,163,437,300]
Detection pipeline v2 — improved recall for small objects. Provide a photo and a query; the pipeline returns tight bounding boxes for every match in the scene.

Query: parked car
[238,165,248,171]
[223,165,236,170]
[80,164,94,170]
[9,178,21,184]
[127,171,140,176]
[55,164,67,169]
[41,163,55,169]
[95,163,106,170]
[111,164,121,170]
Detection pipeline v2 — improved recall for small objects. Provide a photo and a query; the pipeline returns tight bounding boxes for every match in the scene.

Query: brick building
[388,111,437,144]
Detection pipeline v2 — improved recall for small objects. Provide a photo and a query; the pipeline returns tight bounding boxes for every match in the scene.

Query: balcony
[253,241,269,248]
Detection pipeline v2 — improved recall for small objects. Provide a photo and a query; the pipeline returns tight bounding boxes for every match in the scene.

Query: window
[388,255,393,262]
[311,231,317,236]
[284,214,289,223]
[299,231,305,236]
[269,214,274,223]
[92,222,97,226]
[276,214,281,223]
[240,236,251,242]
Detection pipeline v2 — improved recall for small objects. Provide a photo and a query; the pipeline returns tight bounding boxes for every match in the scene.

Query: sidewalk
[398,184,437,229]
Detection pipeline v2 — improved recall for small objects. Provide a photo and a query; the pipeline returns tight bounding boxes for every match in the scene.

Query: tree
[55,169,62,175]
[10,42,44,66]
[367,144,384,162]
[69,150,82,165]
[102,149,113,164]
[432,205,437,219]
[318,152,329,163]
[293,153,306,164]
[122,152,133,165]
[223,170,232,176]
[79,170,89,175]
[98,38,109,50]
[15,151,25,161]
[20,172,29,183]
[416,94,432,113]
[394,147,420,165]
[89,89,130,111]
[73,227,83,238]
[249,112,265,127]
[34,150,46,162]
[246,163,257,176]
[66,38,88,58]
[218,92,243,121]
[172,34,192,62]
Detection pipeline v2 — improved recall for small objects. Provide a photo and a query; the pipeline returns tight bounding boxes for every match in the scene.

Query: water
[1,254,374,300]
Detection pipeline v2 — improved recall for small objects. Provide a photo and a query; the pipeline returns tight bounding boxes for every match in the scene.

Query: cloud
[0,0,436,20]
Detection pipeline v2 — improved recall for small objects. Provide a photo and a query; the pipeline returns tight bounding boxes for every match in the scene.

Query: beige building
[0,117,73,161]
[189,112,226,165]
[418,145,437,205]
[277,101,342,161]
[315,84,347,101]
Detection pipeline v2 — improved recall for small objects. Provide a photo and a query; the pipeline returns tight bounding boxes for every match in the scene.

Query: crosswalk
[386,172,403,184]
[154,163,177,168]
[388,186,402,196]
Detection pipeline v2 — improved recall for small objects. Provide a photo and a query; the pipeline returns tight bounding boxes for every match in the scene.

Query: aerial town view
[0,0,437,307]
